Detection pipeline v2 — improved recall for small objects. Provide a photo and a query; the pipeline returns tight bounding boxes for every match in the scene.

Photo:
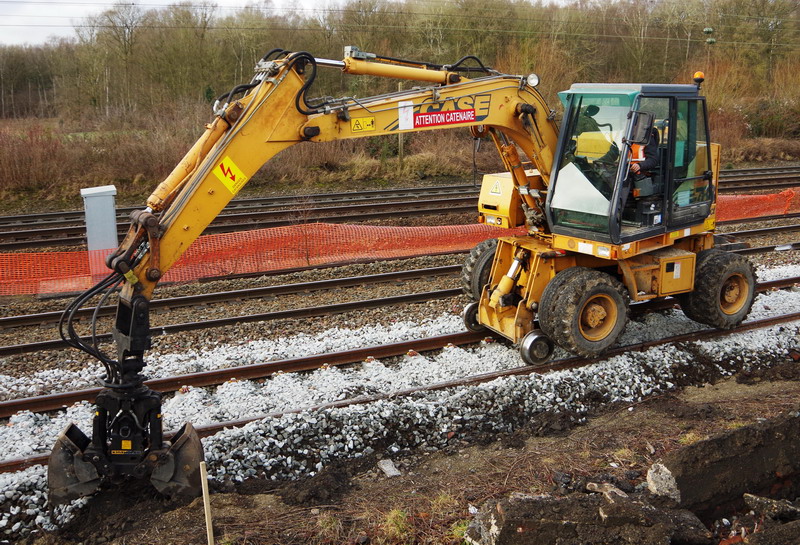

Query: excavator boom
[49,46,559,504]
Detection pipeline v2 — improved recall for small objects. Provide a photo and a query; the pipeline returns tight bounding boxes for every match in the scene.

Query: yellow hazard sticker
[121,440,132,450]
[351,117,376,133]
[214,156,248,195]
[489,181,502,195]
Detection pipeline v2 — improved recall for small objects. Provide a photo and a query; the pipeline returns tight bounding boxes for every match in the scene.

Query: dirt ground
[24,357,800,545]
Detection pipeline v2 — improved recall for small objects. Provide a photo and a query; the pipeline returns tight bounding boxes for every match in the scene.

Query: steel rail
[0,331,485,418]
[2,308,798,474]
[717,211,800,225]
[0,164,794,227]
[3,167,800,249]
[3,220,794,329]
[719,166,800,177]
[0,184,479,227]
[0,195,479,237]
[0,195,478,243]
[0,289,464,357]
[1,236,797,354]
[1,276,797,418]
[0,265,461,330]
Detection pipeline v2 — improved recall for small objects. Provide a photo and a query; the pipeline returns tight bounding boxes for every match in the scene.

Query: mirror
[628,110,655,144]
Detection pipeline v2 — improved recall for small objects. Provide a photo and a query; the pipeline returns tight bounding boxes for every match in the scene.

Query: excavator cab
[547,83,715,244]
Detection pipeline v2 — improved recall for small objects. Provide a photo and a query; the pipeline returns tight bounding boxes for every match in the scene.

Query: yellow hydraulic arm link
[111,48,559,303]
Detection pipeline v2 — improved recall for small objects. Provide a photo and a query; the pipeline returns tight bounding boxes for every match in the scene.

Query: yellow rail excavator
[49,47,756,504]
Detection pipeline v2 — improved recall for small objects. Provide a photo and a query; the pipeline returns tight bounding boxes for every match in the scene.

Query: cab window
[550,94,632,235]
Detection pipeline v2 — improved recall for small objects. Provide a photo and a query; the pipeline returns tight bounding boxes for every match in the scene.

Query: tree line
[0,0,797,135]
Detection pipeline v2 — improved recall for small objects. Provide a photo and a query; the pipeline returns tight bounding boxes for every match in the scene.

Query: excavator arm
[49,47,559,504]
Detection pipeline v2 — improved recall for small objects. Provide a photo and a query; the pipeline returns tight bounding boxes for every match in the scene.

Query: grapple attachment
[47,414,204,506]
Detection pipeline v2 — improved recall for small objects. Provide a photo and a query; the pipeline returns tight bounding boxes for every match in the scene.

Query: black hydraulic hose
[447,55,492,74]
[286,51,320,116]
[58,272,123,381]
[372,53,492,74]
[261,48,288,61]
[216,82,259,107]
[90,275,124,383]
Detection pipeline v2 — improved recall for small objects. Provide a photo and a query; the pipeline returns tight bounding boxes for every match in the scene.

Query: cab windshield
[550,94,633,234]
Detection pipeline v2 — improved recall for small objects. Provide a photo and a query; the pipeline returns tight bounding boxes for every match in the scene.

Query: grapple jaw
[150,422,204,497]
[48,424,102,505]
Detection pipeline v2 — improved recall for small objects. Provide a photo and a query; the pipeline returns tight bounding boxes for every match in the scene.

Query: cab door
[668,98,713,228]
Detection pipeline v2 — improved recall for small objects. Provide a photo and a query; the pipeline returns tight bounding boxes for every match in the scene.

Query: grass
[1,103,798,216]
[678,431,705,445]
[315,513,344,542]
[381,509,412,544]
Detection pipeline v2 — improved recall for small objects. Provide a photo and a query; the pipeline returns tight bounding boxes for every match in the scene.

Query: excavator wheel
[548,269,629,357]
[461,238,498,301]
[678,250,756,329]
[537,266,588,339]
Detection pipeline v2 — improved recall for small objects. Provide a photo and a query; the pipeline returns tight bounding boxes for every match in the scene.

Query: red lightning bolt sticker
[213,156,248,195]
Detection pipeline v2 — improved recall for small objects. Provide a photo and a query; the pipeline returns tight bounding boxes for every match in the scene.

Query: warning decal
[414,109,475,128]
[489,181,502,195]
[214,156,248,196]
[351,117,376,132]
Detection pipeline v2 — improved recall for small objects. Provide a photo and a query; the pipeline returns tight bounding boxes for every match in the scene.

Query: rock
[655,411,800,516]
[744,519,800,544]
[586,482,628,502]
[646,463,681,504]
[464,491,712,545]
[376,459,402,478]
[743,493,800,521]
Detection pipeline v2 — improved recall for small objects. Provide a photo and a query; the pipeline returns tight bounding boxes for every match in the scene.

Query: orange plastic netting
[0,223,520,296]
[2,190,797,296]
[716,189,798,221]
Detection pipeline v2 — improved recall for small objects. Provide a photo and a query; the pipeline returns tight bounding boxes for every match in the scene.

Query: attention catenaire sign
[413,109,476,127]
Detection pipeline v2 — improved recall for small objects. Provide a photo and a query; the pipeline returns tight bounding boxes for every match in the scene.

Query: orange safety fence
[0,223,522,297]
[1,189,798,297]
[716,188,799,221]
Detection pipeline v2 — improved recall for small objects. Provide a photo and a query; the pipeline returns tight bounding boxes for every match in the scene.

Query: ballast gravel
[0,264,798,541]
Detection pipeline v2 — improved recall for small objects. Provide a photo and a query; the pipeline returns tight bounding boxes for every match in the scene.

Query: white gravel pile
[0,265,798,541]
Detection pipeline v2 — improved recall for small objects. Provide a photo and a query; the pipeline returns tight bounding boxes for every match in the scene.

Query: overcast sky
[0,0,330,46]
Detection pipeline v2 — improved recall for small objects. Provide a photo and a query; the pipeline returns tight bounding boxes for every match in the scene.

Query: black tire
[461,238,498,301]
[678,250,756,329]
[537,266,589,339]
[548,269,629,357]
[676,249,720,323]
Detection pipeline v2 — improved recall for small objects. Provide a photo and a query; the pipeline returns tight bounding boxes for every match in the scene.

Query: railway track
[0,224,796,356]
[717,164,800,193]
[1,274,796,419]
[0,193,479,251]
[1,303,797,474]
[1,166,798,250]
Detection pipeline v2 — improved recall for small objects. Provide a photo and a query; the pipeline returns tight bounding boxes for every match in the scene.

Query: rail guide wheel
[462,301,486,333]
[519,330,555,366]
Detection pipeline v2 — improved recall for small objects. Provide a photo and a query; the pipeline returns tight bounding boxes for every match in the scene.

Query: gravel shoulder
[23,361,800,545]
